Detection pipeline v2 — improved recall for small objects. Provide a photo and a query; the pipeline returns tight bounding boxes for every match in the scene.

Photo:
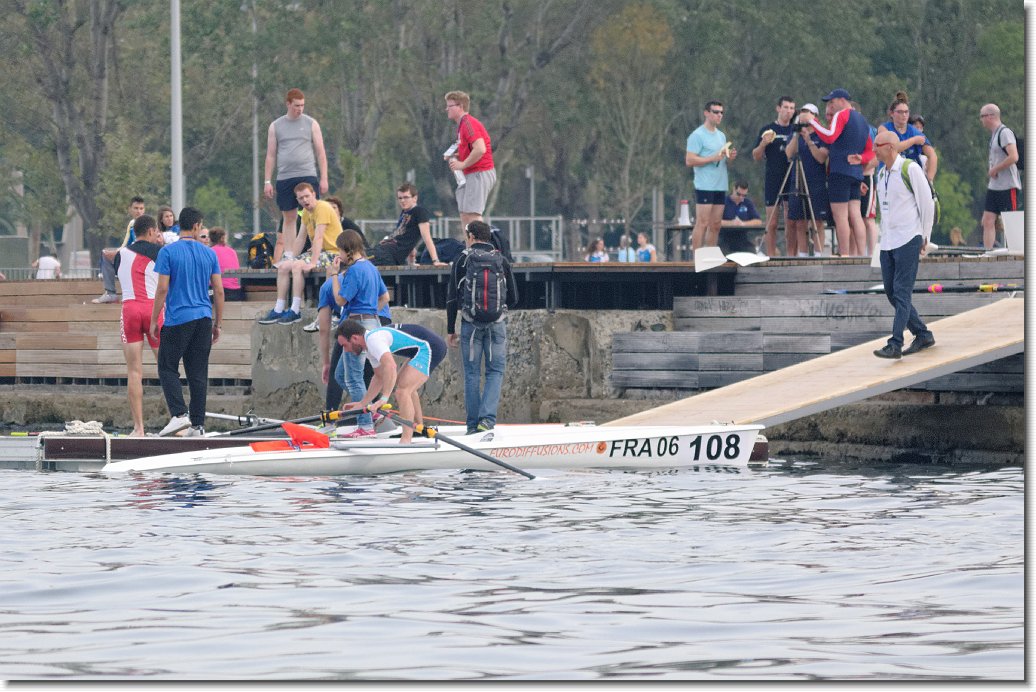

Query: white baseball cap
[801,103,819,115]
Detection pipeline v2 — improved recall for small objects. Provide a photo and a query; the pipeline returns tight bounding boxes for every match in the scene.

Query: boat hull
[102,424,765,476]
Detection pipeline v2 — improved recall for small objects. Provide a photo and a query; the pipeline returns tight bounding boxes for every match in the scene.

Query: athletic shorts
[275,175,319,212]
[296,250,337,269]
[694,190,725,205]
[984,188,1020,215]
[764,167,790,207]
[121,299,161,348]
[827,173,862,204]
[393,324,446,377]
[863,174,877,219]
[456,168,497,215]
[787,190,829,222]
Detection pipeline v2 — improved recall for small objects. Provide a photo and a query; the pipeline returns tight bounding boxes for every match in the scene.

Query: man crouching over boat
[335,319,446,444]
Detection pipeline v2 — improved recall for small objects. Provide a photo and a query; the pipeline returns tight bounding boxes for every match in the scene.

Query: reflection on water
[0,461,1022,681]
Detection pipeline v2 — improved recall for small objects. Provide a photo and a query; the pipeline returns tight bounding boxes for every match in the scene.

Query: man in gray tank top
[263,88,329,263]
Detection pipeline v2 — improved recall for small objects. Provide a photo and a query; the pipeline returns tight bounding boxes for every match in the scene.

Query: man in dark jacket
[445,221,519,435]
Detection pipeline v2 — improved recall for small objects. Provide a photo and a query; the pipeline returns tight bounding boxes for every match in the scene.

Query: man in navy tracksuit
[800,88,874,256]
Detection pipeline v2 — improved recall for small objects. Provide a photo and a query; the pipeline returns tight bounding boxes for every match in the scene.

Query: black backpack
[419,237,466,264]
[248,232,274,269]
[997,126,1024,171]
[489,226,514,262]
[460,247,507,324]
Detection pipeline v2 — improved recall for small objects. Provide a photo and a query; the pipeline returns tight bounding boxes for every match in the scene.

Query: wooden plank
[699,331,763,351]
[673,297,761,318]
[674,317,761,331]
[612,332,701,353]
[607,297,1024,428]
[763,353,822,370]
[0,351,14,363]
[763,334,831,353]
[611,371,699,388]
[958,259,1024,280]
[15,334,98,349]
[0,280,106,297]
[612,353,699,370]
[0,363,14,377]
[699,353,763,371]
[13,363,252,379]
[921,373,1023,392]
[699,371,763,388]
[16,349,251,366]
[831,332,888,350]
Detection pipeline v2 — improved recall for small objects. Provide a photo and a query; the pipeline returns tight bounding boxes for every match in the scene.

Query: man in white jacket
[872,130,936,359]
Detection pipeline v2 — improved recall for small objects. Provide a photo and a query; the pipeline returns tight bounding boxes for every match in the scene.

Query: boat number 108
[610,435,741,460]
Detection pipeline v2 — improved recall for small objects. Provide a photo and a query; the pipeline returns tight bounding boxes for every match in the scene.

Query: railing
[354,215,565,262]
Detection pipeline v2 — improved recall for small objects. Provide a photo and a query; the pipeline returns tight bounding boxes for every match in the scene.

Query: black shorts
[984,188,1020,215]
[764,166,790,207]
[694,189,725,205]
[787,190,829,222]
[275,175,319,212]
[827,173,861,204]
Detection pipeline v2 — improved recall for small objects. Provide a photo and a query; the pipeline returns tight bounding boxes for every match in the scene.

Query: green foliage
[94,125,169,243]
[192,178,246,232]
[932,167,976,245]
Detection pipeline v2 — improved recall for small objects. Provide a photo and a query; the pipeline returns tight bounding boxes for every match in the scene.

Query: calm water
[0,460,1023,681]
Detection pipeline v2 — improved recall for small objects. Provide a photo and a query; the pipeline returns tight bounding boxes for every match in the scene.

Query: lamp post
[525,165,535,251]
[170,0,184,211]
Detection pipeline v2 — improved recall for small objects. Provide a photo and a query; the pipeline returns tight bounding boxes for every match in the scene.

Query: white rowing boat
[101,422,766,476]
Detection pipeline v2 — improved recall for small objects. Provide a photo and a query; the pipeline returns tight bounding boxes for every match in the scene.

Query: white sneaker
[159,414,190,437]
[302,318,320,333]
[182,425,205,437]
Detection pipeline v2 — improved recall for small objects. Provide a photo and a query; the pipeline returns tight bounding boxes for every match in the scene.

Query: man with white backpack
[445,221,519,435]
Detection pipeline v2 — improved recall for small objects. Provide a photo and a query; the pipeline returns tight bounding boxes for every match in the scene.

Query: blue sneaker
[258,309,285,325]
[278,310,302,325]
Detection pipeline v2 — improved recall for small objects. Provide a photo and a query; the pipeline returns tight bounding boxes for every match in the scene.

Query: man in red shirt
[445,90,497,226]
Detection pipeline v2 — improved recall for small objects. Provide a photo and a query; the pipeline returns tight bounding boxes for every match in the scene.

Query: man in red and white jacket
[114,214,165,436]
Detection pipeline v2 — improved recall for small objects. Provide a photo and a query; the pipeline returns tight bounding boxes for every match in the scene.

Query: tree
[9,0,123,259]
[588,3,674,236]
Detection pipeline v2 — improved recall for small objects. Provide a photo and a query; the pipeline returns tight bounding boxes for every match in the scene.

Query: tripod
[769,150,826,256]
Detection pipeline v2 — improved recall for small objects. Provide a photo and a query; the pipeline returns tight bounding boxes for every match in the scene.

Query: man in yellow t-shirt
[259,181,343,325]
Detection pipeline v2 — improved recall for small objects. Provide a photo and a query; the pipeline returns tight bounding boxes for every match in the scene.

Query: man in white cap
[783,103,830,256]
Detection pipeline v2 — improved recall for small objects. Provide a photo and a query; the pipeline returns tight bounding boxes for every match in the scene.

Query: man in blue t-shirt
[685,100,738,251]
[150,207,224,437]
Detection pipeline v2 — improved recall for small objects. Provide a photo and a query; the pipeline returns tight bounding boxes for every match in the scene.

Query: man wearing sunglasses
[685,100,737,251]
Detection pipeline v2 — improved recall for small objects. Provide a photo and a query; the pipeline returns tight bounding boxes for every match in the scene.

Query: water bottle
[443,143,466,187]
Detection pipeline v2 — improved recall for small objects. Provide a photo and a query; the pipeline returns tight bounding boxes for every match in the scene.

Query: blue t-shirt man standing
[151,206,224,437]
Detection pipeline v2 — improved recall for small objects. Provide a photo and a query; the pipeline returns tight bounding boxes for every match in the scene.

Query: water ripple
[0,462,1022,680]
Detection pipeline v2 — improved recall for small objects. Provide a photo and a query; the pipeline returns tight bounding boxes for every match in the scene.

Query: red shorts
[121,300,161,347]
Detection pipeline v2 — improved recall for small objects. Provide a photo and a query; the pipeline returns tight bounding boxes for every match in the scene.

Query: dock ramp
[605,296,1023,428]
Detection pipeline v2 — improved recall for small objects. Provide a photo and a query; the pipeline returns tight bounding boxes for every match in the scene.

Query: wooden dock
[605,296,1024,428]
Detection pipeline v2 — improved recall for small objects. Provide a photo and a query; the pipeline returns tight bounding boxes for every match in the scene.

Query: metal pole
[170,0,184,211]
[250,1,260,233]
[526,165,535,252]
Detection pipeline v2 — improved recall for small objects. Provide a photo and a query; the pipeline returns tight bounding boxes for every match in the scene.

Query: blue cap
[822,88,851,102]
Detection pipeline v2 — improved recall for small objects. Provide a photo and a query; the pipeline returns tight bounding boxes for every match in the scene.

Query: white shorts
[456,169,497,215]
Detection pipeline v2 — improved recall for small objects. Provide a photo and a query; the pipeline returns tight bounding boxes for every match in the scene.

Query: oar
[377,406,535,480]
[221,409,358,436]
[824,283,1023,295]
